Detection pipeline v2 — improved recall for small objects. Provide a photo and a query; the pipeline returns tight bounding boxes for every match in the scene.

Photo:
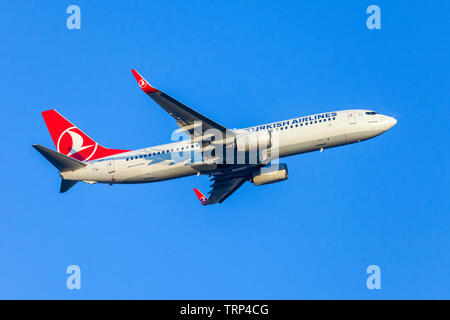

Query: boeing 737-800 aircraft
[33,70,397,205]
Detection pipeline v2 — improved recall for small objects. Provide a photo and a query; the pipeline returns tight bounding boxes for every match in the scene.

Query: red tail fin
[193,188,208,206]
[41,110,129,161]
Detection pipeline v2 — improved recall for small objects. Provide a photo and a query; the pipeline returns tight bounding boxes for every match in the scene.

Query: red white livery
[33,70,397,204]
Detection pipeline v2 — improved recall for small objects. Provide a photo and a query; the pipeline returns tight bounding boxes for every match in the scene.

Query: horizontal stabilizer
[33,144,86,172]
[60,179,78,193]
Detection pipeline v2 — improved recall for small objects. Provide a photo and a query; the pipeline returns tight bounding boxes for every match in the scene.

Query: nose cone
[385,116,397,130]
[387,117,397,130]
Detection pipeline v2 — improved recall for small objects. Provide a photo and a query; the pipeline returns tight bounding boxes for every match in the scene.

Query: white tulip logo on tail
[138,79,148,89]
[57,127,97,161]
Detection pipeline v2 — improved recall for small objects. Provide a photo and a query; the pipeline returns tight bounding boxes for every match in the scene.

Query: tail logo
[138,79,148,88]
[57,127,97,161]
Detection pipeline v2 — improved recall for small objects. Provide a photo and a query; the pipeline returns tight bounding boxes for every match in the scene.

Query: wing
[130,70,256,205]
[131,69,232,137]
[206,176,248,205]
[194,165,257,205]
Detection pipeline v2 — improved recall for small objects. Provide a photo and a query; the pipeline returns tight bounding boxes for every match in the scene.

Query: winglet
[131,69,159,94]
[193,188,208,206]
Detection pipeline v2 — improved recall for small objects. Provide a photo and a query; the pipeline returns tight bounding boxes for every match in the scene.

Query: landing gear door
[348,111,356,124]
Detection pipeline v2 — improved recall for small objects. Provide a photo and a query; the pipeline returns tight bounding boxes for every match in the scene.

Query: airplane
[33,69,397,205]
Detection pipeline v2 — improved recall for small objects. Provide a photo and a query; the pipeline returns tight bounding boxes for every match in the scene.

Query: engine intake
[252,163,288,186]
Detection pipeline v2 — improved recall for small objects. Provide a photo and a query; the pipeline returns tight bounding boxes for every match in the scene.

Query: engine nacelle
[252,163,288,186]
[235,131,271,152]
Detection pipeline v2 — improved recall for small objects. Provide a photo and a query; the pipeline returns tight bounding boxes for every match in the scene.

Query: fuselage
[61,109,397,184]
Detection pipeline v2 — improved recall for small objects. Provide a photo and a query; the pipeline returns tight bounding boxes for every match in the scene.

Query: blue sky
[0,1,448,299]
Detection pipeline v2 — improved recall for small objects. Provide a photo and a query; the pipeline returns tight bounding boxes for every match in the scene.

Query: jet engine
[251,163,288,186]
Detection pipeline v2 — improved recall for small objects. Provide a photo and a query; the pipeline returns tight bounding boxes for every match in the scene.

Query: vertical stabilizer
[41,110,129,161]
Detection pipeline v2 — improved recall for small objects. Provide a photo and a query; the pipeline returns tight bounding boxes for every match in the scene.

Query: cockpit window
[366,111,377,115]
